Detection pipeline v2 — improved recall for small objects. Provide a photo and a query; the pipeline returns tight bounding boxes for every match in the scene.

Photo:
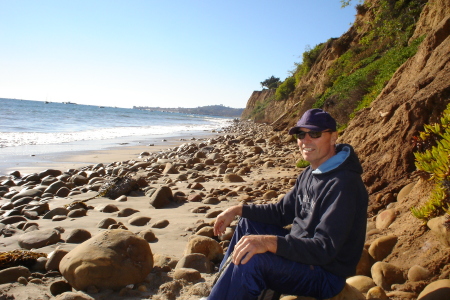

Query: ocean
[0,98,233,174]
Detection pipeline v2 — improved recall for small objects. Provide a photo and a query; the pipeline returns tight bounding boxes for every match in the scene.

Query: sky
[0,1,357,109]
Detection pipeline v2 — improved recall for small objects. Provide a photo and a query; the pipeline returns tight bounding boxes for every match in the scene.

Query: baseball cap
[288,109,337,135]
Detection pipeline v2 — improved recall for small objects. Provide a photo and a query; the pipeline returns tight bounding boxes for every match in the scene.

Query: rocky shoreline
[1,120,449,300]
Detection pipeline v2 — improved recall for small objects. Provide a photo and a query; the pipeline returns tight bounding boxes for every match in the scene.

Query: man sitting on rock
[206,108,368,300]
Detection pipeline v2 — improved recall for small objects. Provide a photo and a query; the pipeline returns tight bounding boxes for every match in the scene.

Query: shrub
[411,104,450,223]
[275,77,296,101]
[296,159,310,168]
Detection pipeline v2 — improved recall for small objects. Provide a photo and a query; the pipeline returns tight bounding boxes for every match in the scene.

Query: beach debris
[98,175,140,199]
[0,249,47,271]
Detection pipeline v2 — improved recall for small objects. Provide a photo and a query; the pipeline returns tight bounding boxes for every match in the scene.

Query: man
[206,109,368,300]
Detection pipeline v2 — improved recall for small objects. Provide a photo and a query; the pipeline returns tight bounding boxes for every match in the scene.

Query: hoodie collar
[312,145,350,174]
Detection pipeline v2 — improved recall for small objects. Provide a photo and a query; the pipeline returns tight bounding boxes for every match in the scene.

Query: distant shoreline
[133,104,244,117]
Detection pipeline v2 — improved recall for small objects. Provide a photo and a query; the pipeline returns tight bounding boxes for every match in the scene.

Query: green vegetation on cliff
[412,103,450,223]
[250,0,427,127]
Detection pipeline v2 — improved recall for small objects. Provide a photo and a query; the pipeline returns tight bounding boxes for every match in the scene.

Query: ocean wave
[0,121,231,148]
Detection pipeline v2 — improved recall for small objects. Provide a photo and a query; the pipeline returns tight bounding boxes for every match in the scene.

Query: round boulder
[184,235,223,263]
[371,262,405,291]
[59,229,153,290]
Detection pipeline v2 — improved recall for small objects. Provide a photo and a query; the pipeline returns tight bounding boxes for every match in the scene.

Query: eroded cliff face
[344,13,450,198]
[242,0,450,201]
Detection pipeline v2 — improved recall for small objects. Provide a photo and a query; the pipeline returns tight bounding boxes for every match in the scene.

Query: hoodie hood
[312,144,363,175]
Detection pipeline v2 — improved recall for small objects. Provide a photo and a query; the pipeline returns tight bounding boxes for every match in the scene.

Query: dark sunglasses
[295,130,332,139]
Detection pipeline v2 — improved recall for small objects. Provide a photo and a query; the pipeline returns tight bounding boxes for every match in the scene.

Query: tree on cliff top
[260,76,281,90]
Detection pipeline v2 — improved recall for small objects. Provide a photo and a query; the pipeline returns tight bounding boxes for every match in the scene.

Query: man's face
[297,128,337,169]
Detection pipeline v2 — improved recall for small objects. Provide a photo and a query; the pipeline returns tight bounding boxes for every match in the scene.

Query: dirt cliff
[243,0,450,200]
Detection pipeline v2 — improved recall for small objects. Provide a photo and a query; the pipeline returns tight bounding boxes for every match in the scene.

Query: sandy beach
[0,121,301,299]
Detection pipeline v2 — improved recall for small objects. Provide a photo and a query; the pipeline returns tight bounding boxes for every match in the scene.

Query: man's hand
[214,205,243,236]
[232,235,278,265]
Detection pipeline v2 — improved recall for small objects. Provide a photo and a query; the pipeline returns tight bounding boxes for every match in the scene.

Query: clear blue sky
[0,1,357,109]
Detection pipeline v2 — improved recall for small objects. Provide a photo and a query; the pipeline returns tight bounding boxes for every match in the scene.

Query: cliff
[242,0,450,200]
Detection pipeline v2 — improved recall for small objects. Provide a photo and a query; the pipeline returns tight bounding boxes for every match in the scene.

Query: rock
[346,275,376,293]
[116,195,127,202]
[202,197,220,205]
[39,169,63,178]
[263,190,278,200]
[23,202,49,216]
[376,209,397,229]
[397,182,416,202]
[371,262,405,291]
[138,229,157,242]
[18,229,61,250]
[223,173,245,183]
[366,286,389,299]
[128,216,151,226]
[368,235,398,261]
[328,282,366,300]
[0,215,27,225]
[408,265,431,282]
[56,187,71,197]
[195,226,214,238]
[44,181,67,194]
[176,253,213,273]
[151,219,169,229]
[9,170,21,178]
[43,207,69,219]
[59,229,153,290]
[118,207,139,217]
[11,188,43,201]
[356,248,373,277]
[55,291,95,300]
[66,229,92,243]
[50,280,73,296]
[97,217,117,229]
[46,249,69,271]
[70,175,89,186]
[173,268,201,282]
[427,216,450,247]
[188,194,203,202]
[162,163,179,174]
[250,146,264,154]
[52,215,67,222]
[184,235,223,263]
[205,210,222,218]
[0,266,31,284]
[149,186,173,208]
[263,161,275,168]
[130,161,152,171]
[95,204,119,213]
[218,227,234,241]
[417,279,450,299]
[67,208,87,218]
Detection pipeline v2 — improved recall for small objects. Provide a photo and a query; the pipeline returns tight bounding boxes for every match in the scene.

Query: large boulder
[59,229,153,290]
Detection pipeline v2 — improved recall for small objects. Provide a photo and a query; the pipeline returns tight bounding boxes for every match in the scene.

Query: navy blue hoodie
[242,144,368,278]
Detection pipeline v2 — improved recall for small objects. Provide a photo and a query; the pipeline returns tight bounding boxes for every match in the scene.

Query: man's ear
[330,131,338,145]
